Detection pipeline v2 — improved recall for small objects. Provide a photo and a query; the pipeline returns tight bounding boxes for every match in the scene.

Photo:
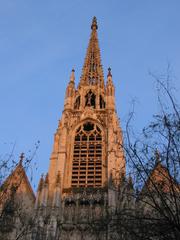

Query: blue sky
[0,0,180,190]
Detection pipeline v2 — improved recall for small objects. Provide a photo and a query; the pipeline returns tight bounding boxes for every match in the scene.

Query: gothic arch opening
[71,122,103,188]
[85,90,96,108]
[74,96,80,109]
[99,95,105,109]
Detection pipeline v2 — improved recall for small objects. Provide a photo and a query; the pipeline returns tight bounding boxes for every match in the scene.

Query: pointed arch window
[85,90,96,108]
[71,122,102,188]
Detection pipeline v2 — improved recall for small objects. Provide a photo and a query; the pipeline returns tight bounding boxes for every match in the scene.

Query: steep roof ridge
[0,155,35,202]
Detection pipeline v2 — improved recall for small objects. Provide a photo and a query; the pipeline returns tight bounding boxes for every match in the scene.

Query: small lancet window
[99,95,105,109]
[85,90,96,108]
[74,96,80,110]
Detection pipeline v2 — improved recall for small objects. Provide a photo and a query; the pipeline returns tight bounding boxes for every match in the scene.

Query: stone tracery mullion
[71,123,102,188]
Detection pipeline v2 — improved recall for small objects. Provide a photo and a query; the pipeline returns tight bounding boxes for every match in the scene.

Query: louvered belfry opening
[71,122,102,188]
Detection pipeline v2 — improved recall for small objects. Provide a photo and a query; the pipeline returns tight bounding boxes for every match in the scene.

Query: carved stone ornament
[97,113,106,126]
[80,108,97,121]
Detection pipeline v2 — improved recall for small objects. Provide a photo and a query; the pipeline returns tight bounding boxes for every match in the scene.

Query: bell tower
[36,17,125,210]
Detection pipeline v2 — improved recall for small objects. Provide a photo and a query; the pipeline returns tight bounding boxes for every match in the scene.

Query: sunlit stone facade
[32,17,126,239]
[0,18,128,240]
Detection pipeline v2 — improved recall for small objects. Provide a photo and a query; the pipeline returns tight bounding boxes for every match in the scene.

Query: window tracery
[71,122,103,188]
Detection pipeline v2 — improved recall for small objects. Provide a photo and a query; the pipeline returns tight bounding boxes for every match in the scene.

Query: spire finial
[70,68,75,82]
[79,17,104,88]
[19,152,24,165]
[155,149,160,164]
[91,16,98,30]
[107,67,112,77]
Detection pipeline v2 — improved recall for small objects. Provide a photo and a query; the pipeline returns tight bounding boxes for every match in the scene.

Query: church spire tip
[91,16,98,30]
[108,67,112,77]
[79,17,104,87]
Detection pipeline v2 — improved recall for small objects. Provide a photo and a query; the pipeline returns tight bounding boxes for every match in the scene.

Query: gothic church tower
[36,16,125,206]
[34,17,126,239]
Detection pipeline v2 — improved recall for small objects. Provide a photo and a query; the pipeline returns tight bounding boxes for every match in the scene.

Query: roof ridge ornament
[19,152,24,166]
[107,67,112,77]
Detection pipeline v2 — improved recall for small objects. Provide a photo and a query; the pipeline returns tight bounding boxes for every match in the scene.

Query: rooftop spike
[19,152,24,166]
[107,67,113,86]
[91,16,98,30]
[107,67,112,77]
[70,68,75,82]
[79,17,104,88]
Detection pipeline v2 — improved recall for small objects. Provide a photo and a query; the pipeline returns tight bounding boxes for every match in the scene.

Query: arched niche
[99,95,106,109]
[85,90,96,108]
[74,96,80,110]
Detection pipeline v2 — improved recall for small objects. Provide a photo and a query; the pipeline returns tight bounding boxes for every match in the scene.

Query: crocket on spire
[79,17,104,89]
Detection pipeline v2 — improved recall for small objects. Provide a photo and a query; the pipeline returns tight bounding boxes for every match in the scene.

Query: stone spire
[79,17,104,88]
[69,68,75,83]
[64,69,75,110]
[106,67,115,110]
[106,67,114,85]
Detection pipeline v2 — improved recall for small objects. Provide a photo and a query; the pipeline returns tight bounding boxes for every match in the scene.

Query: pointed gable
[141,162,179,194]
[0,161,35,213]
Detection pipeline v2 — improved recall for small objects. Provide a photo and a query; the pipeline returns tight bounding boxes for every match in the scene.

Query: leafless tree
[122,72,180,240]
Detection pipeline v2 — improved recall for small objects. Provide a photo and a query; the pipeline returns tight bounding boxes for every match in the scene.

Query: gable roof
[0,161,35,206]
[141,161,180,195]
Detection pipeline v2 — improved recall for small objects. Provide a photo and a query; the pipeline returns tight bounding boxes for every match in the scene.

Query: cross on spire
[155,149,161,164]
[19,152,24,165]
